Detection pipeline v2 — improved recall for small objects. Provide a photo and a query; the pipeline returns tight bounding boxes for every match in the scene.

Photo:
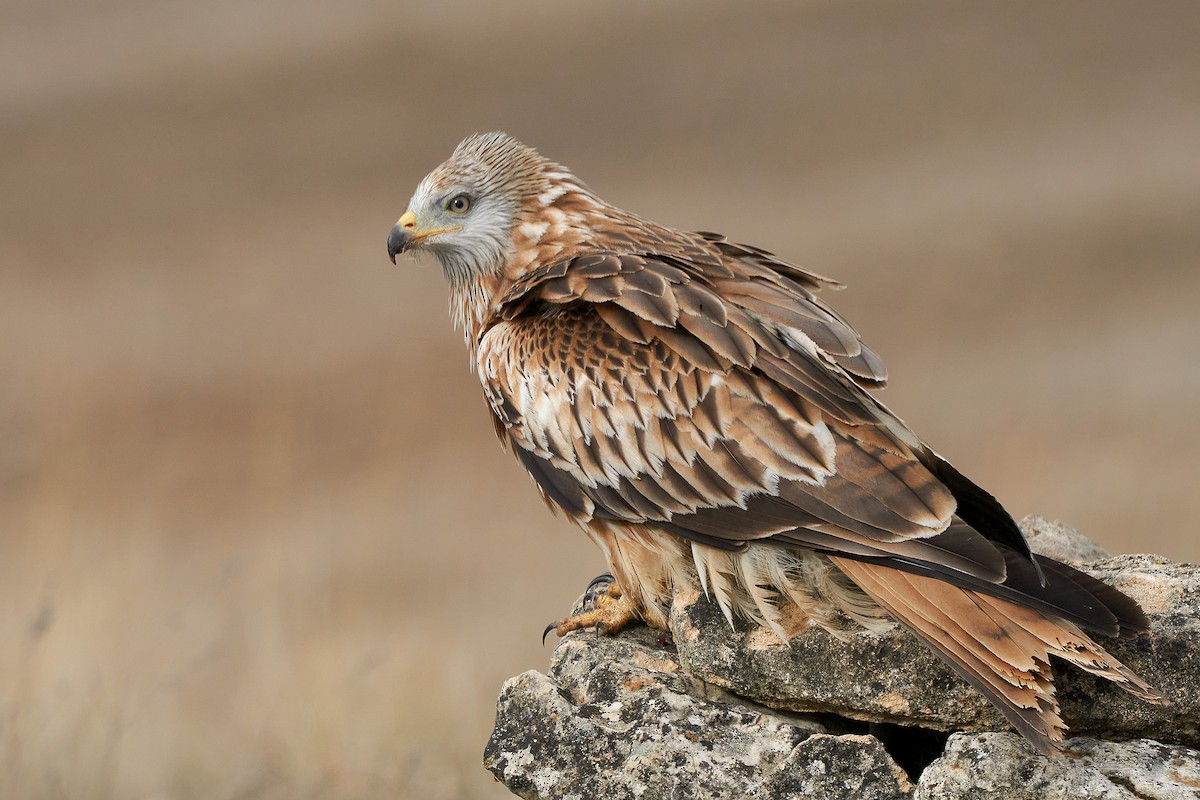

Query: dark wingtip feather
[1037,557,1152,636]
[998,549,1121,637]
[920,451,1045,585]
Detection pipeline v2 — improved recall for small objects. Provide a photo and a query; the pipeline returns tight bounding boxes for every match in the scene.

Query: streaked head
[387,132,551,285]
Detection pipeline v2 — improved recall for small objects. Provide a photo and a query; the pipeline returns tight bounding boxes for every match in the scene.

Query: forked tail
[832,557,1165,753]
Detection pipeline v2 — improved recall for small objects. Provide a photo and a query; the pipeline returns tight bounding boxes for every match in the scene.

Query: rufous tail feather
[832,557,1164,753]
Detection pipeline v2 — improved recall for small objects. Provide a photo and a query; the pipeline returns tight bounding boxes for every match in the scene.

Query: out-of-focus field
[2,1,1198,798]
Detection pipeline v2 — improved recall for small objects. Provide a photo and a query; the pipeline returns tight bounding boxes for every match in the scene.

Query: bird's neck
[447,175,606,360]
[447,270,502,361]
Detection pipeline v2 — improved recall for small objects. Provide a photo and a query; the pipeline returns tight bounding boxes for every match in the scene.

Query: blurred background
[2,1,1198,797]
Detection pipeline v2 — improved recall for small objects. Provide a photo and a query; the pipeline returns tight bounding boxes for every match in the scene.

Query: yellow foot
[543,573,641,643]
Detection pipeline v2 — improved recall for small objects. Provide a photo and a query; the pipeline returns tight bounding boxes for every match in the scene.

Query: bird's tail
[831,557,1165,753]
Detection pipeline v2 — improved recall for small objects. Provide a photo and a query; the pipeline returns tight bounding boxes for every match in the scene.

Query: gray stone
[486,624,1200,800]
[484,625,913,800]
[915,732,1200,800]
[486,520,1200,797]
[1058,555,1200,745]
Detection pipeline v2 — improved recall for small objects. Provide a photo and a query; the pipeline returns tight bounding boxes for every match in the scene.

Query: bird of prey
[387,132,1162,753]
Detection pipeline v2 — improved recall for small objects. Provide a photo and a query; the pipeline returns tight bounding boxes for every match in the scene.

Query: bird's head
[388,132,558,287]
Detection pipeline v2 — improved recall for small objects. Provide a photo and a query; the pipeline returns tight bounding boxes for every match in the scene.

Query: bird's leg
[543,573,642,642]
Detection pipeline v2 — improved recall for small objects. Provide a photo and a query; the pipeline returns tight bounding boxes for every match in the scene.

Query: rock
[486,623,1200,800]
[485,520,1200,798]
[484,625,913,800]
[915,732,1200,800]
[1057,555,1200,745]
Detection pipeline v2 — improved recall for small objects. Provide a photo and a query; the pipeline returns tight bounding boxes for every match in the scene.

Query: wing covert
[477,248,983,577]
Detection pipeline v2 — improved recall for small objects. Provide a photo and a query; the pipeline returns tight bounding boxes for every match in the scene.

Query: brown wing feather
[480,254,962,568]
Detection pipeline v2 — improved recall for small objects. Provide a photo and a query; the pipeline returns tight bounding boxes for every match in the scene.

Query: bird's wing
[479,247,1143,636]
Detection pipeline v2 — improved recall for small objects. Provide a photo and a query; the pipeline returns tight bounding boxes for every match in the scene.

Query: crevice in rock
[867,721,951,781]
[797,712,951,780]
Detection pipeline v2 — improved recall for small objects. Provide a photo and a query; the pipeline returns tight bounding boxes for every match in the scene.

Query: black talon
[585,572,614,592]
[543,573,622,645]
[572,573,615,615]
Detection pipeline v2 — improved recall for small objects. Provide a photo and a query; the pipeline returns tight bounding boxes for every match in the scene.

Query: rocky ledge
[484,518,1200,799]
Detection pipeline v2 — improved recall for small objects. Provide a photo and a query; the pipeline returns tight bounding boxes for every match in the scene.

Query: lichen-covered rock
[486,625,1200,800]
[1057,555,1200,745]
[485,520,1200,798]
[484,625,913,800]
[915,732,1200,800]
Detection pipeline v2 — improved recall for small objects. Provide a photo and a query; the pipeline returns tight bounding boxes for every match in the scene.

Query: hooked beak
[387,210,461,264]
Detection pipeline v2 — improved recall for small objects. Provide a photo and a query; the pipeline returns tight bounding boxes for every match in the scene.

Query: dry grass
[2,2,1199,798]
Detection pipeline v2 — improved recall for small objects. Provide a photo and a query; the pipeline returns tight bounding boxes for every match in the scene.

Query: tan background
[2,1,1198,798]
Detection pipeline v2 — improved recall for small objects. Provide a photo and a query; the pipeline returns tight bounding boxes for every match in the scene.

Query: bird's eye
[447,194,472,214]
